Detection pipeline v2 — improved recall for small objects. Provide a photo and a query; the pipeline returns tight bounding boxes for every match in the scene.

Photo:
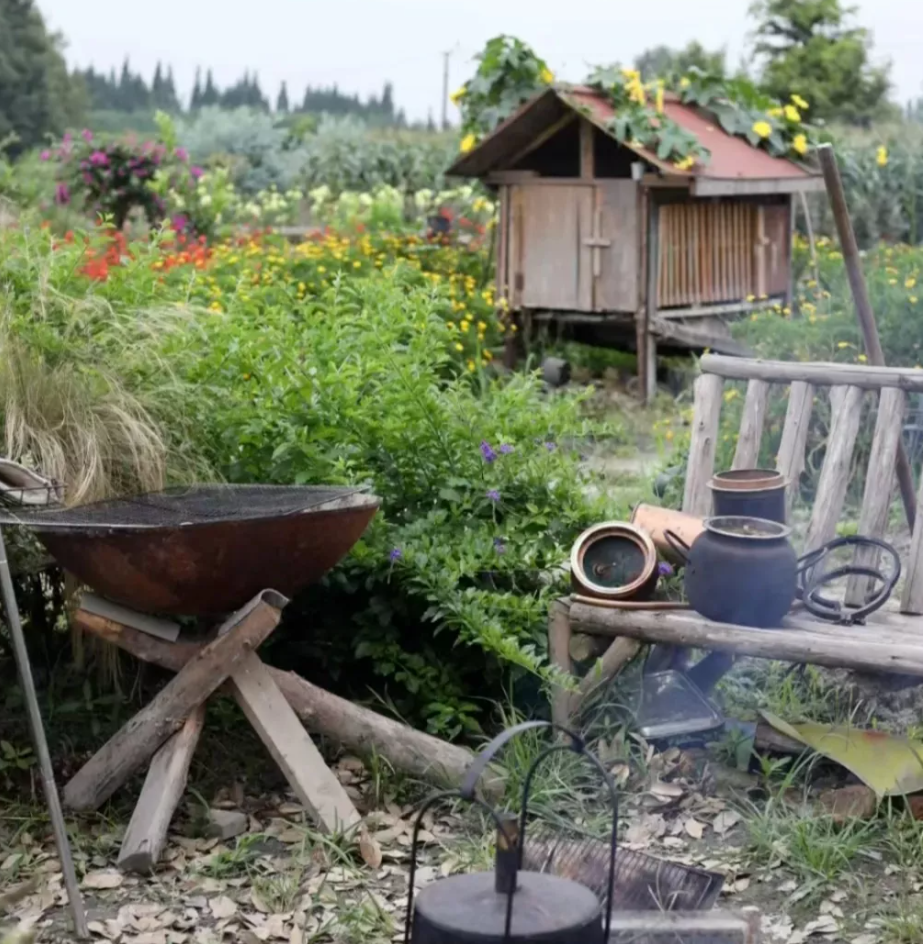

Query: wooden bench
[551,353,923,725]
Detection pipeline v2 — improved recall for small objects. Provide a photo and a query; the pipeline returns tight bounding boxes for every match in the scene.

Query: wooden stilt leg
[117,704,206,873]
[548,600,574,729]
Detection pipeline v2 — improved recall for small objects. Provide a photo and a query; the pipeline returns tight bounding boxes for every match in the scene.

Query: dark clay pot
[665,516,797,628]
[709,469,787,525]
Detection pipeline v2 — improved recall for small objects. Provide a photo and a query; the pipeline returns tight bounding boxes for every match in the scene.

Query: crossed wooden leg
[63,589,360,874]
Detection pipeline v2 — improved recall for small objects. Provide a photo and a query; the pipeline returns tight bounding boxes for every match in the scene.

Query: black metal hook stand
[404,720,619,944]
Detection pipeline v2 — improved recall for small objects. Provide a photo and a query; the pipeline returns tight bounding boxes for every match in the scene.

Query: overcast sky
[38,0,922,122]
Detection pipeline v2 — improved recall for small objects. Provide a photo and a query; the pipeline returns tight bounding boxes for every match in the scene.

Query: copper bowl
[570,522,659,601]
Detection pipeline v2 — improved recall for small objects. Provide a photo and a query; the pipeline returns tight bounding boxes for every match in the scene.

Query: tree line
[75,59,404,124]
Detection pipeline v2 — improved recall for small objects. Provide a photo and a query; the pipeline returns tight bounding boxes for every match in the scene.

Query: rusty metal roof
[448,86,822,193]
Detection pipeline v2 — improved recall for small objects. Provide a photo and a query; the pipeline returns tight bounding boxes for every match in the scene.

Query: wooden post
[641,196,660,404]
[579,119,594,180]
[117,705,206,873]
[818,143,917,530]
[548,600,574,728]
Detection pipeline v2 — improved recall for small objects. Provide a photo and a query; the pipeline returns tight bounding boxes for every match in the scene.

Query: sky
[38,0,923,123]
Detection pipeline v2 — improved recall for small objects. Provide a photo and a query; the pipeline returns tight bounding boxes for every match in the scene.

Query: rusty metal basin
[3,486,379,617]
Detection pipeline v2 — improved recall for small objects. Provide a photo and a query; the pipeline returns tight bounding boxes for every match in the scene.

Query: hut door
[593,181,639,312]
[516,184,595,311]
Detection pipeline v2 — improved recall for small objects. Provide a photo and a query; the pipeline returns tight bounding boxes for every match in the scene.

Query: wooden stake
[229,652,360,833]
[117,704,206,873]
[818,144,917,530]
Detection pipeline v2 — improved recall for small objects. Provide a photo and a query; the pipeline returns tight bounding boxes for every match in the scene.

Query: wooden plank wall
[657,202,759,309]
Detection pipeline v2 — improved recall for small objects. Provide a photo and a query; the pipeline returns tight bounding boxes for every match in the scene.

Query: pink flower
[62,132,72,145]
[190,165,204,179]
[175,147,189,162]
[89,151,109,167]
[39,150,51,161]
[81,129,93,143]
[55,182,70,206]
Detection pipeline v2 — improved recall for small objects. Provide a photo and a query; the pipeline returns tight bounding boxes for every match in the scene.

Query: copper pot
[630,504,705,564]
[570,522,658,600]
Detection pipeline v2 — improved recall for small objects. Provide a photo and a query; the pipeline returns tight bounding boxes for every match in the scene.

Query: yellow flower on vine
[752,120,772,140]
[767,106,783,118]
[540,67,555,84]
[621,66,640,79]
[450,86,466,105]
[679,76,690,90]
[460,133,477,153]
[783,104,800,122]
[792,133,808,156]
[877,145,888,167]
[674,155,696,171]
[791,93,809,110]
[655,80,665,115]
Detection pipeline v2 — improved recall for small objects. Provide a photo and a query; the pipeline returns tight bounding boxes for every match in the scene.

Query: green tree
[275,80,290,113]
[749,0,892,125]
[0,0,83,153]
[634,41,727,81]
[190,67,203,109]
[200,69,220,107]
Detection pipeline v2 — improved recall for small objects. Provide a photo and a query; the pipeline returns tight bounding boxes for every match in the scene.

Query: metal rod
[818,143,917,531]
[0,526,88,938]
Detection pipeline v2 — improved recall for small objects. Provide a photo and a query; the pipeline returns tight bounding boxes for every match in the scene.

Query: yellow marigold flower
[767,106,783,118]
[792,133,808,156]
[877,145,888,167]
[837,341,850,349]
[318,265,326,273]
[484,350,493,361]
[460,320,470,332]
[298,282,306,292]
[791,93,809,110]
[455,343,464,352]
[540,67,554,84]
[858,354,868,363]
[752,120,772,140]
[912,296,919,304]
[655,80,665,115]
[783,104,800,122]
[907,277,917,289]
[460,133,477,154]
[477,320,487,331]
[679,76,690,90]
[450,86,466,105]
[620,66,639,79]
[353,261,361,268]
[674,155,696,171]
[467,360,476,372]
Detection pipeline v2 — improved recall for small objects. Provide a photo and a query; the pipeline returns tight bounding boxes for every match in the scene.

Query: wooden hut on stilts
[447,86,823,401]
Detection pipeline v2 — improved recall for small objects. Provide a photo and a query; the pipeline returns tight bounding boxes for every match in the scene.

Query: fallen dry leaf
[209,896,237,920]
[684,818,705,840]
[712,810,741,835]
[649,779,684,801]
[289,927,303,944]
[803,914,838,937]
[359,827,383,869]
[83,870,124,890]
[818,784,877,824]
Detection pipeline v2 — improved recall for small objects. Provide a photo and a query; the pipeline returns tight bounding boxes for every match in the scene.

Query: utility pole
[441,50,451,131]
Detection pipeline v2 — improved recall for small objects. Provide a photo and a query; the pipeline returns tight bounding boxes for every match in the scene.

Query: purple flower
[81,129,93,143]
[89,150,109,167]
[499,443,514,454]
[544,441,557,452]
[39,150,51,161]
[175,147,189,162]
[190,165,204,179]
[54,182,70,206]
[62,132,72,145]
[480,441,497,463]
[171,214,189,233]
[493,537,506,554]
[486,489,501,503]
[657,561,674,577]
[389,547,402,562]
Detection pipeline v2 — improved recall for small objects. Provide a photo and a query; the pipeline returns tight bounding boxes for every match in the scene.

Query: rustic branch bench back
[552,354,923,723]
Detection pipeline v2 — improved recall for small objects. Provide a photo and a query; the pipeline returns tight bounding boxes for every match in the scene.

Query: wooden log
[732,379,770,470]
[804,385,864,554]
[846,387,905,606]
[776,380,814,517]
[569,603,923,676]
[568,632,609,663]
[72,609,493,795]
[902,472,923,615]
[117,705,206,874]
[548,599,574,728]
[229,652,360,833]
[64,591,284,811]
[701,353,923,393]
[567,637,642,719]
[683,373,724,516]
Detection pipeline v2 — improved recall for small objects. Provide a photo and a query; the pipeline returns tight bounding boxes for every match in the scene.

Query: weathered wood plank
[902,471,923,615]
[776,381,814,517]
[702,354,923,392]
[683,373,724,515]
[229,652,360,833]
[117,705,206,874]
[732,379,770,470]
[567,637,642,719]
[804,385,864,554]
[569,603,923,676]
[64,591,285,811]
[548,599,574,728]
[846,387,905,606]
[579,118,594,179]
